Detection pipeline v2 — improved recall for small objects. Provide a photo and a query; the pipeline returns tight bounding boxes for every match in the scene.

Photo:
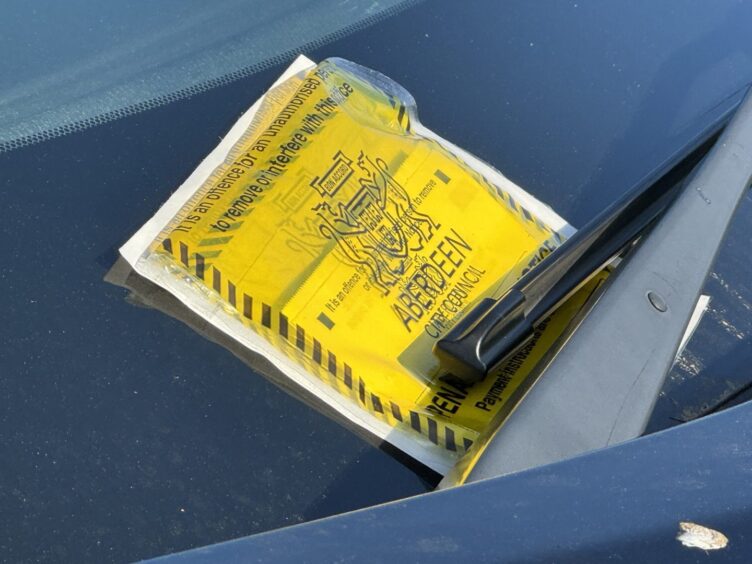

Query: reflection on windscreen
[0,0,418,152]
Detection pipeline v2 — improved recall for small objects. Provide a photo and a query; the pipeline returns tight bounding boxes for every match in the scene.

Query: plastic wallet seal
[121,55,601,475]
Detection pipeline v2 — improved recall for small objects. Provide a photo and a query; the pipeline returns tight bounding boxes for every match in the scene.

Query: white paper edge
[119,54,574,474]
[676,295,710,361]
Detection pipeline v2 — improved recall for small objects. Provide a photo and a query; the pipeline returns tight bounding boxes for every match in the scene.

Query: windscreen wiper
[433,99,741,385]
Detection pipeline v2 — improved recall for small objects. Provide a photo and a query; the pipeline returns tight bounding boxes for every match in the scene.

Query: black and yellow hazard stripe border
[154,238,478,457]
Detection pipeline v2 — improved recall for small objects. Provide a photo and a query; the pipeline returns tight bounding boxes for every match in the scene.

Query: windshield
[0,0,416,151]
[2,1,752,562]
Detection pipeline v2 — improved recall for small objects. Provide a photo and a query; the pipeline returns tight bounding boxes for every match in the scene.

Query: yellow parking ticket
[124,56,590,474]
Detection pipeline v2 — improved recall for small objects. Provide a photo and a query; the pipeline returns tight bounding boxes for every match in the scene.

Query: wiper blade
[433,100,740,384]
